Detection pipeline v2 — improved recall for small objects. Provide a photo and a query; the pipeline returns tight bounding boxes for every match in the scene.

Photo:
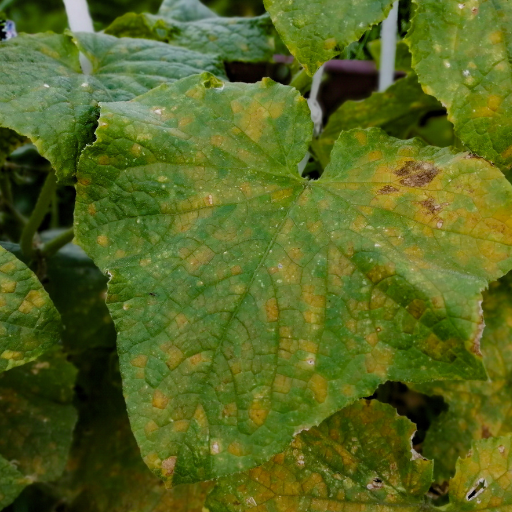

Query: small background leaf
[0,245,61,372]
[0,349,77,507]
[446,434,512,511]
[312,73,444,167]
[263,0,394,75]
[105,0,275,63]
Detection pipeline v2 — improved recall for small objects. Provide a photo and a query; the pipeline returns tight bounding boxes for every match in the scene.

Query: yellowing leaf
[0,245,61,372]
[264,0,394,75]
[446,434,512,511]
[413,274,512,483]
[74,74,512,484]
[407,0,512,172]
[0,349,77,507]
[207,400,433,511]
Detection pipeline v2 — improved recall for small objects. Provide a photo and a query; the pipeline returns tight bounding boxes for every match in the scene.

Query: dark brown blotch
[395,161,439,187]
[420,198,445,215]
[378,185,399,195]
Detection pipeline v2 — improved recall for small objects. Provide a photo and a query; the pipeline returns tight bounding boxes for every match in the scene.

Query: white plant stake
[298,64,325,174]
[62,0,94,74]
[379,0,399,92]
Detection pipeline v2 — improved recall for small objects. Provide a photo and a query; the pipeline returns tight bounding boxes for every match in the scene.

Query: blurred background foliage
[0,0,265,34]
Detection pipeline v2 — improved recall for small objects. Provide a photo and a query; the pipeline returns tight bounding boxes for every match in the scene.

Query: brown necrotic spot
[395,161,439,187]
[420,198,445,215]
[378,185,399,195]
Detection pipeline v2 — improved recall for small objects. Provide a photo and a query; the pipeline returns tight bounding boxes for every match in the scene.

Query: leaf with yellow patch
[264,0,394,75]
[0,349,77,507]
[54,348,212,512]
[412,273,512,483]
[445,434,512,511]
[407,0,512,173]
[0,245,61,373]
[74,73,512,484]
[207,400,434,511]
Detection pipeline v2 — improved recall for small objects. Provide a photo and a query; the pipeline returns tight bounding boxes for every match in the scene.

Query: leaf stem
[20,170,57,260]
[378,1,399,92]
[41,227,74,258]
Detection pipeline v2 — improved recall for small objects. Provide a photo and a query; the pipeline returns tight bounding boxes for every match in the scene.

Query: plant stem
[62,0,94,74]
[20,170,57,260]
[41,227,74,258]
[289,69,313,95]
[50,189,59,228]
[378,1,399,92]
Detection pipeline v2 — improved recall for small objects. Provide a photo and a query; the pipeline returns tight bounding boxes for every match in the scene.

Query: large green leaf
[412,274,512,483]
[445,434,512,512]
[105,0,275,64]
[407,0,512,173]
[0,349,77,507]
[74,74,512,484]
[312,74,443,167]
[0,245,61,372]
[0,32,226,183]
[263,0,394,75]
[207,400,434,511]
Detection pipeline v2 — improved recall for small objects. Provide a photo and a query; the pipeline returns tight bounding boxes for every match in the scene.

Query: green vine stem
[20,170,57,260]
[40,227,74,258]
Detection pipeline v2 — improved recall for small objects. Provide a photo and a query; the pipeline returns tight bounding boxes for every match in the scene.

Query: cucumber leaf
[445,434,512,511]
[0,349,77,507]
[105,0,275,64]
[263,0,394,75]
[74,74,512,484]
[412,274,512,483]
[207,400,433,511]
[407,0,512,173]
[0,245,61,372]
[0,32,227,183]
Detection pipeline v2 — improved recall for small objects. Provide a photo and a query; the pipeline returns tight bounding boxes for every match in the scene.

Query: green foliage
[0,32,226,183]
[412,274,512,483]
[264,0,394,75]
[312,74,443,167]
[74,70,512,484]
[407,0,512,173]
[105,0,275,63]
[0,245,61,372]
[2,0,512,509]
[0,349,77,507]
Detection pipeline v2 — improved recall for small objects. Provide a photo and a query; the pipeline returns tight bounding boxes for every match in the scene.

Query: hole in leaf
[466,478,487,501]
